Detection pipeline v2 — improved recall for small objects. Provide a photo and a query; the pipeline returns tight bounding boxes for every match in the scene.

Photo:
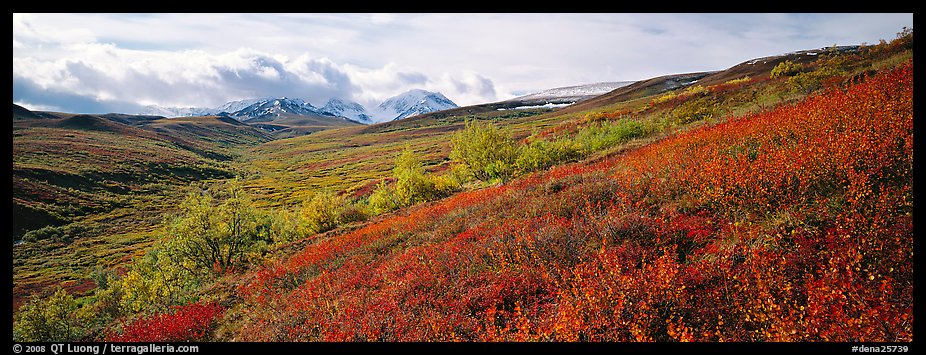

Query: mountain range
[140,90,459,125]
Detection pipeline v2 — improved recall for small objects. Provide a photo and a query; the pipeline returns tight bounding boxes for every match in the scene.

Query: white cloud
[14,100,61,112]
[369,13,396,25]
[12,13,97,47]
[430,71,502,106]
[13,40,366,110]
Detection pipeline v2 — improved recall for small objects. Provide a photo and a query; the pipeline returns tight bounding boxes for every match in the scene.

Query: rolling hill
[12,108,275,236]
[11,108,275,311]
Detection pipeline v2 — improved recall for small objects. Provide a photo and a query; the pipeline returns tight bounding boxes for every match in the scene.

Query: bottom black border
[9,341,916,355]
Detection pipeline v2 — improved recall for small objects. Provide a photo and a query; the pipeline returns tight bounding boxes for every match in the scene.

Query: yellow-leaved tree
[13,288,93,342]
[167,182,267,275]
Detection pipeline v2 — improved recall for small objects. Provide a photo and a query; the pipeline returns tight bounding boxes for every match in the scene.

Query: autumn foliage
[106,302,225,342]
[232,62,912,342]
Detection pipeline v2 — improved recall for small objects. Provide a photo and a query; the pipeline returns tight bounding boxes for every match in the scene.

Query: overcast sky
[12,13,913,114]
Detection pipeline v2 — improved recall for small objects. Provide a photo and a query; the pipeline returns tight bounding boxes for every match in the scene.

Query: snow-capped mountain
[139,98,267,118]
[140,105,215,118]
[213,98,267,115]
[320,98,373,124]
[370,89,458,122]
[509,81,636,104]
[228,97,327,121]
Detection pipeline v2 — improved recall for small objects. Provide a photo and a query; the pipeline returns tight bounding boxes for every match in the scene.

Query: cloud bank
[12,40,493,113]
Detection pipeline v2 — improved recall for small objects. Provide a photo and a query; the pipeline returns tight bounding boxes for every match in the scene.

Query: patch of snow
[498,102,573,111]
[139,105,215,118]
[510,81,634,102]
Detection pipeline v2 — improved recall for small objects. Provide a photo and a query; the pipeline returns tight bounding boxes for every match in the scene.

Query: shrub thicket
[450,120,519,182]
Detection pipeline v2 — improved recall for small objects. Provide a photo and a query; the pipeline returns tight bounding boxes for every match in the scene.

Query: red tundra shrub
[107,302,225,342]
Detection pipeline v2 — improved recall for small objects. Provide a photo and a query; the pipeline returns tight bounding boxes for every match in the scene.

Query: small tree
[14,288,90,342]
[118,247,198,314]
[450,120,519,182]
[168,183,263,274]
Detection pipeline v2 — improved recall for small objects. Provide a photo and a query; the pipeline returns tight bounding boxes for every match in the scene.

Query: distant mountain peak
[228,97,323,121]
[320,98,373,124]
[371,90,458,122]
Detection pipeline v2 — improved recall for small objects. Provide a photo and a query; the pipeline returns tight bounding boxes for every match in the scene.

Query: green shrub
[450,120,519,182]
[574,119,646,153]
[672,96,718,124]
[787,65,844,94]
[393,147,440,206]
[438,163,469,193]
[338,204,369,225]
[118,247,198,314]
[651,91,678,105]
[724,76,751,85]
[86,273,123,324]
[771,60,803,78]
[22,224,93,243]
[517,138,582,172]
[367,181,400,215]
[300,190,346,235]
[431,173,463,196]
[772,54,848,94]
[683,84,708,96]
[367,147,458,216]
[265,208,302,244]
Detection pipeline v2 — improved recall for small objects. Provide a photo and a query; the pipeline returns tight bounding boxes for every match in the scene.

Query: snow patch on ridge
[497,102,574,111]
